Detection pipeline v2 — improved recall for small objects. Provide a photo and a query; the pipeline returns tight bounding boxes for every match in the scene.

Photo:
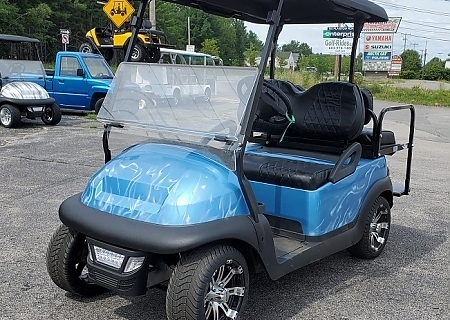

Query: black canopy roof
[0,34,40,43]
[161,0,388,24]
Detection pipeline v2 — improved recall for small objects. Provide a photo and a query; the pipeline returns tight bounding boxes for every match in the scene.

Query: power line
[402,20,450,32]
[374,0,450,17]
[400,26,450,36]
[402,32,450,42]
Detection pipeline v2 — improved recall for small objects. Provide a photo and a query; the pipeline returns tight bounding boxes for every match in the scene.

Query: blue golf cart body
[47,0,415,319]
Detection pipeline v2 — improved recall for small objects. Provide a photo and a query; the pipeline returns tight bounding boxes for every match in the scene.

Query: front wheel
[166,245,249,320]
[46,224,108,296]
[347,196,391,259]
[41,103,62,125]
[130,43,145,62]
[94,97,105,114]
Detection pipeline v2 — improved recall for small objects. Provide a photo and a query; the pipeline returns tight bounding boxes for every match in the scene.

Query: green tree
[400,49,422,73]
[423,57,444,80]
[281,41,312,57]
[244,43,258,67]
[246,30,263,52]
[200,38,219,56]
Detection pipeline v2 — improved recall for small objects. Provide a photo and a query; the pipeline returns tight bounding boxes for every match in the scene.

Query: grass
[85,113,97,120]
[276,70,450,107]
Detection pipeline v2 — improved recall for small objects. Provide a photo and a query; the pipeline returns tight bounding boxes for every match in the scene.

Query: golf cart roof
[161,0,388,24]
[0,34,40,43]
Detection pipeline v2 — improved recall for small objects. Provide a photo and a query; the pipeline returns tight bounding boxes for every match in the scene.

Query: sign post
[102,0,135,28]
[60,29,70,51]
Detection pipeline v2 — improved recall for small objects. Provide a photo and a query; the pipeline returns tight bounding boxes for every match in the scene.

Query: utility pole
[421,41,427,79]
[402,33,407,53]
[149,0,156,30]
[412,43,418,50]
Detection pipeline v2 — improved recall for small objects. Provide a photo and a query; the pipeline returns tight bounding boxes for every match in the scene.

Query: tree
[423,57,445,80]
[246,30,263,52]
[244,43,258,67]
[400,49,422,73]
[281,40,312,57]
[200,38,219,56]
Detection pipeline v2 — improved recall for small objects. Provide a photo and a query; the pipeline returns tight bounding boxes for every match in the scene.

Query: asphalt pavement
[0,102,449,320]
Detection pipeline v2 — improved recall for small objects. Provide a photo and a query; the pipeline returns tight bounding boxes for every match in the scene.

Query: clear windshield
[98,62,258,168]
[0,59,45,79]
[83,57,114,79]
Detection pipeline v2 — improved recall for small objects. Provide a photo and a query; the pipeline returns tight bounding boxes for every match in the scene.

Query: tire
[166,245,249,320]
[0,104,21,128]
[79,42,94,54]
[94,97,105,114]
[145,48,161,63]
[41,103,62,125]
[204,87,212,102]
[173,89,181,106]
[46,224,108,297]
[100,49,114,62]
[347,196,391,259]
[130,43,145,62]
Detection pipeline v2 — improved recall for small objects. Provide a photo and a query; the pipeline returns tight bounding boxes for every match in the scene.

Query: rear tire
[0,104,21,128]
[46,224,108,297]
[166,245,249,320]
[347,196,391,259]
[41,103,62,125]
[94,97,105,114]
[145,48,161,63]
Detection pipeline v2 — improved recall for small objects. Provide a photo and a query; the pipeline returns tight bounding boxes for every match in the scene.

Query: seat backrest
[360,87,373,125]
[288,82,365,141]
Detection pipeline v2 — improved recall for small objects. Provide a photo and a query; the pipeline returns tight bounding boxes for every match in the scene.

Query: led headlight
[93,246,125,269]
[124,256,145,273]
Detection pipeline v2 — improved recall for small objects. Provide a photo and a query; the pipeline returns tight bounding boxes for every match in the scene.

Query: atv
[47,0,415,319]
[0,34,61,128]
[80,18,174,63]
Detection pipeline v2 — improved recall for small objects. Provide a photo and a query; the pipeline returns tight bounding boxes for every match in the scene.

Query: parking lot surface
[1,101,449,320]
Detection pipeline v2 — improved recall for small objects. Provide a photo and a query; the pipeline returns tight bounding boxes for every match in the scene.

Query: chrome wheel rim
[204,259,246,320]
[131,48,139,60]
[0,107,12,126]
[369,204,390,252]
[81,46,92,53]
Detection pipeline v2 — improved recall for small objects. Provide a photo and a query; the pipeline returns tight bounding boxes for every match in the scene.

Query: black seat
[244,154,333,190]
[246,82,365,190]
[356,128,396,146]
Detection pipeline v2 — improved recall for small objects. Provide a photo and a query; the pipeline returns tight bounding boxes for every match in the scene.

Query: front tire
[130,43,145,62]
[0,104,21,128]
[46,224,108,297]
[347,196,391,259]
[41,103,62,125]
[166,245,249,320]
[94,97,105,114]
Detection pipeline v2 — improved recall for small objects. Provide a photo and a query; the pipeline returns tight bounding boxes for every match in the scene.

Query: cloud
[245,0,450,62]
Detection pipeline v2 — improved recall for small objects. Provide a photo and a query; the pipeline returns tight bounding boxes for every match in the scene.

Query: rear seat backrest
[289,82,365,141]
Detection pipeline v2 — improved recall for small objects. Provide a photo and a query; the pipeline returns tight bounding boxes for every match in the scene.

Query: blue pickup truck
[43,52,113,113]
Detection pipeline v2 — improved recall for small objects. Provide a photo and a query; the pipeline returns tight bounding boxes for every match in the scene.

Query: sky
[244,0,450,63]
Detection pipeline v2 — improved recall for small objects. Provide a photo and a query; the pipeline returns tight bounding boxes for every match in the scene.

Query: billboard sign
[364,51,392,61]
[364,34,393,43]
[389,55,403,76]
[363,32,394,72]
[322,26,353,55]
[365,44,392,51]
[362,17,402,33]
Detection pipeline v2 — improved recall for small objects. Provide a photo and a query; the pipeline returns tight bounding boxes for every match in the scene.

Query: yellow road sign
[103,0,135,28]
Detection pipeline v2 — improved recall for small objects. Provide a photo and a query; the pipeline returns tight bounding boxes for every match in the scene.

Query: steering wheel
[260,80,294,117]
[94,73,104,78]
[8,62,26,75]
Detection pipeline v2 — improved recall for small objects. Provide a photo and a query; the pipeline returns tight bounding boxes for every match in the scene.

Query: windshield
[98,63,258,168]
[0,59,45,79]
[83,57,114,79]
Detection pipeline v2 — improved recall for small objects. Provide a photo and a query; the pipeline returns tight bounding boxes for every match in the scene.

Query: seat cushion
[356,128,396,146]
[244,154,333,190]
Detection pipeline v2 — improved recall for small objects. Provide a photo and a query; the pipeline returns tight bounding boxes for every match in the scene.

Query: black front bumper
[59,193,261,255]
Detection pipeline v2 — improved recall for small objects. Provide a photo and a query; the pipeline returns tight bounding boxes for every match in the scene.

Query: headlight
[93,246,125,269]
[124,256,145,273]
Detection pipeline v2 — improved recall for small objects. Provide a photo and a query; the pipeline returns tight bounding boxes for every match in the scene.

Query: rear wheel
[347,196,391,259]
[145,48,161,63]
[41,103,62,125]
[46,224,108,297]
[0,104,21,128]
[166,245,249,320]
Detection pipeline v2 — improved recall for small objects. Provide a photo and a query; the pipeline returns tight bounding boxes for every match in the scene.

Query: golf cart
[80,17,174,63]
[0,34,61,128]
[46,0,415,319]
